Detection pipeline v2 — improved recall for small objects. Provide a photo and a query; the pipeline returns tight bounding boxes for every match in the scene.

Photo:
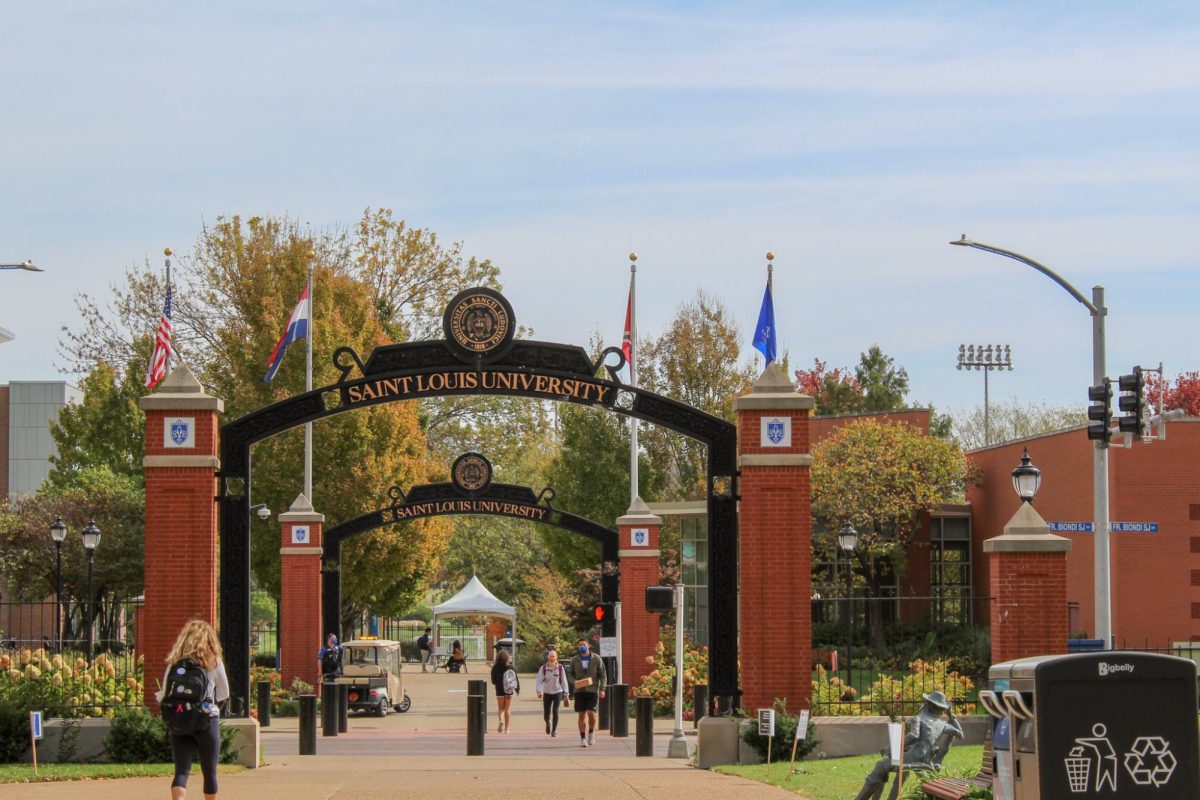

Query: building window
[930,516,972,625]
[680,516,708,646]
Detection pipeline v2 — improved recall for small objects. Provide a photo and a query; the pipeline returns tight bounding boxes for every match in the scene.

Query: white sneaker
[580,738,588,748]
[587,731,595,746]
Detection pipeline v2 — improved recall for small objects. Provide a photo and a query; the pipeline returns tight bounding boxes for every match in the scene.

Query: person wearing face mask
[565,637,607,747]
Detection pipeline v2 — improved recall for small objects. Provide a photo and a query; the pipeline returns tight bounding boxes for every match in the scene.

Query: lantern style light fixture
[1011,448,1042,503]
[837,521,860,552]
[81,520,102,550]
[81,520,101,663]
[50,516,68,651]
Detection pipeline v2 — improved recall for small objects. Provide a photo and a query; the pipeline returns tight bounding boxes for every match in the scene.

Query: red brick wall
[280,519,324,689]
[620,522,660,689]
[969,421,1200,646]
[809,408,931,446]
[0,385,8,501]
[737,405,812,713]
[989,551,1068,663]
[141,408,220,706]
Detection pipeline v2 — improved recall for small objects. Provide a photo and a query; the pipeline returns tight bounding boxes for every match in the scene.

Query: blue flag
[752,282,776,364]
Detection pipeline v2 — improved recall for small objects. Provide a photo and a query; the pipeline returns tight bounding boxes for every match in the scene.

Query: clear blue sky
[2,2,1197,414]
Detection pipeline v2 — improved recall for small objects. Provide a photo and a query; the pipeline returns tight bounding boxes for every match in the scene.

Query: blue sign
[1111,522,1159,533]
[767,421,785,444]
[30,710,42,740]
[1048,521,1159,533]
[170,420,190,445]
[1049,521,1094,533]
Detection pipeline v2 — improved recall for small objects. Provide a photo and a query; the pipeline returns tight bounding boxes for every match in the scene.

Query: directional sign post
[789,709,811,774]
[29,711,42,774]
[758,708,776,771]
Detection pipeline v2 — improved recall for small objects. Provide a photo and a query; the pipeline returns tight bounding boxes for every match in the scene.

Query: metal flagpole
[304,251,314,501]
[628,253,638,505]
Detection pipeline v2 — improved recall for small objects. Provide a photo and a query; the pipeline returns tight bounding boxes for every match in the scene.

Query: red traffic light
[593,603,613,622]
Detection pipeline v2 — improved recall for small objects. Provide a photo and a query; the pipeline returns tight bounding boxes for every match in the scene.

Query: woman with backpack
[157,619,229,800]
[490,648,519,733]
[534,649,569,737]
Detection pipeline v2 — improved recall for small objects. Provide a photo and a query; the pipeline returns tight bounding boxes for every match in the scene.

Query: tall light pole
[0,260,43,271]
[81,520,101,663]
[50,517,67,651]
[837,522,859,691]
[956,344,1014,446]
[950,236,1111,646]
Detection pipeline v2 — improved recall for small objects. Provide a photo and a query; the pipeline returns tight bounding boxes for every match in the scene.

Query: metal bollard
[337,683,349,733]
[467,679,486,756]
[609,684,629,737]
[598,690,610,731]
[257,680,272,728]
[321,681,338,737]
[635,695,654,756]
[298,694,317,755]
[693,683,708,729]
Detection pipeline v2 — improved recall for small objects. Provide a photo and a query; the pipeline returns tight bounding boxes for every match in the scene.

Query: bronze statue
[853,691,964,800]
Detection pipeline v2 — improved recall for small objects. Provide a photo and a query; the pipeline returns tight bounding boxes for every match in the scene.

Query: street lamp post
[50,517,67,651]
[950,236,1111,646]
[837,522,859,692]
[81,521,101,663]
[0,260,43,272]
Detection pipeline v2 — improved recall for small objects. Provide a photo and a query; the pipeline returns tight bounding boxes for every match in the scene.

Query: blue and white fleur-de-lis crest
[767,420,785,444]
[170,420,190,445]
[633,530,646,546]
[295,528,307,542]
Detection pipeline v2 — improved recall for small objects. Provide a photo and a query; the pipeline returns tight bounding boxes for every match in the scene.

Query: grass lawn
[0,763,244,784]
[715,744,984,800]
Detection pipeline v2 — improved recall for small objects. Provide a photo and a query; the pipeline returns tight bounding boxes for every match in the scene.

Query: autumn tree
[793,346,910,416]
[794,358,864,415]
[1144,370,1200,416]
[811,419,970,641]
[948,398,1086,450]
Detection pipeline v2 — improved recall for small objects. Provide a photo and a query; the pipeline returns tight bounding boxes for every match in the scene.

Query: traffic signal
[1087,379,1112,442]
[645,586,674,613]
[593,602,616,636]
[1118,366,1145,441]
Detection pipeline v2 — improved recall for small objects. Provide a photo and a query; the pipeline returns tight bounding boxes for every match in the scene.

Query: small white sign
[164,417,196,449]
[796,710,810,742]
[760,416,791,448]
[30,711,42,740]
[757,708,776,737]
[888,721,904,765]
[599,636,618,657]
[291,525,310,545]
[630,528,649,547]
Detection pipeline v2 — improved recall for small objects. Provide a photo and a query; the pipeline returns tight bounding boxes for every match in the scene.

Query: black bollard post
[467,679,486,756]
[337,683,349,733]
[257,680,272,728]
[693,683,708,729]
[635,695,654,756]
[321,681,338,737]
[610,684,629,737]
[598,689,611,731]
[298,694,317,755]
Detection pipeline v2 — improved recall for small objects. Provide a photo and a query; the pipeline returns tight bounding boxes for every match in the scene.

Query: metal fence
[810,594,992,716]
[0,598,144,712]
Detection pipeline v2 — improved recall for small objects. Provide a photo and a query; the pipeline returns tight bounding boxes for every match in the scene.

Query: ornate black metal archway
[217,288,738,715]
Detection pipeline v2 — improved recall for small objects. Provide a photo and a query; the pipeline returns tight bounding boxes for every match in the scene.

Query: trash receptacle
[989,651,1198,799]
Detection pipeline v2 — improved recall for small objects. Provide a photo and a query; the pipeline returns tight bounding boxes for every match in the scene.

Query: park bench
[919,729,994,800]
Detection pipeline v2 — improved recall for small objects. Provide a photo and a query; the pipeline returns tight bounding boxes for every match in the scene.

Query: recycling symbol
[1123,736,1176,787]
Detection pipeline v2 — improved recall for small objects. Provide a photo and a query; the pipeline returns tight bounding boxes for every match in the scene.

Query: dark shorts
[574,692,598,713]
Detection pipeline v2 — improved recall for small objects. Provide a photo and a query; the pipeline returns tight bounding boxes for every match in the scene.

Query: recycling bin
[988,652,1198,799]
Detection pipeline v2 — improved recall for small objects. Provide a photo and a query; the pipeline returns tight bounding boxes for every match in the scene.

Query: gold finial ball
[307,250,316,259]
[766,251,774,261]
[628,252,638,262]
[163,247,173,257]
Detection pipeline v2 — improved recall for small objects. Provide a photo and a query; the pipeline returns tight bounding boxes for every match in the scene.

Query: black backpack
[322,647,341,675]
[161,658,210,736]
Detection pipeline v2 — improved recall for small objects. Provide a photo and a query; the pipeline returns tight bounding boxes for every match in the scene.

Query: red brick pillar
[138,366,222,706]
[734,363,814,714]
[985,502,1072,663]
[279,495,325,690]
[618,498,662,690]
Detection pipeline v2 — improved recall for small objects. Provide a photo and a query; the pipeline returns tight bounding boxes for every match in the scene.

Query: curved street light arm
[950,237,1099,316]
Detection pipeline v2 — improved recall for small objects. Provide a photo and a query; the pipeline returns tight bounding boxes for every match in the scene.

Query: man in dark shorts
[565,637,606,747]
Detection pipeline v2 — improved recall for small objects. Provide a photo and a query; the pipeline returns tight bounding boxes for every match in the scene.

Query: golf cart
[336,638,411,716]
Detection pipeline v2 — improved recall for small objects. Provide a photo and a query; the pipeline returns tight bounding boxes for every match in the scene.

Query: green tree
[793,358,865,415]
[46,358,147,489]
[810,419,969,641]
[855,345,910,412]
[948,398,1086,450]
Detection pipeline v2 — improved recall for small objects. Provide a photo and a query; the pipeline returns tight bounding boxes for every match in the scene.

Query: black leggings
[170,715,221,795]
[542,693,562,732]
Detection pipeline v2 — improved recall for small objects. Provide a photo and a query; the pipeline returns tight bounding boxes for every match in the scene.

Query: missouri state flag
[752,280,777,365]
[263,283,310,383]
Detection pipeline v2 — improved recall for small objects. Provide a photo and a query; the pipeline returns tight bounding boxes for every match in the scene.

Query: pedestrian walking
[565,637,606,747]
[535,648,570,736]
[156,619,230,800]
[491,648,520,732]
[417,627,434,672]
[317,633,342,681]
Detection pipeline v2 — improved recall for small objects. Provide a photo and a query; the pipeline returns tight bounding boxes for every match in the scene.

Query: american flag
[144,284,173,389]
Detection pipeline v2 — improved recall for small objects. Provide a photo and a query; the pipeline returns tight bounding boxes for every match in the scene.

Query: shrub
[859,659,976,717]
[105,706,240,764]
[636,639,709,716]
[0,674,75,761]
[811,664,864,716]
[740,699,819,762]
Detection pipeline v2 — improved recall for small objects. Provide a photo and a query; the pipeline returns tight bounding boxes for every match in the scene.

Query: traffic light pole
[1092,286,1112,647]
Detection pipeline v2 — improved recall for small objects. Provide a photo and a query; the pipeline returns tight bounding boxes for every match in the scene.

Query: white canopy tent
[432,575,517,664]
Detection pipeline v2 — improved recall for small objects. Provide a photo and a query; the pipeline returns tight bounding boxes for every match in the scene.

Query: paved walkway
[1,670,798,800]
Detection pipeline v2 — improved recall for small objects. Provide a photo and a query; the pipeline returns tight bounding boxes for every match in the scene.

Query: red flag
[144,284,173,389]
[621,286,633,367]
